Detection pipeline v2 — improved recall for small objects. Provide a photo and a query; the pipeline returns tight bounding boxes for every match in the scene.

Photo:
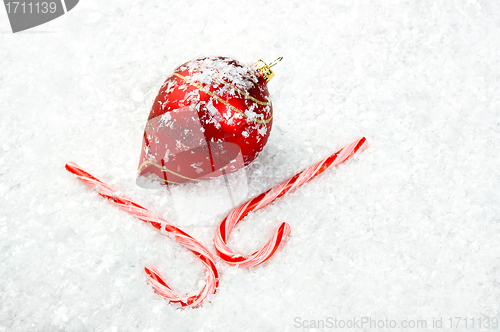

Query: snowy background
[1,0,500,331]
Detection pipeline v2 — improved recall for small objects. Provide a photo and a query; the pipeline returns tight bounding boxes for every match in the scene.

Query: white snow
[1,1,500,331]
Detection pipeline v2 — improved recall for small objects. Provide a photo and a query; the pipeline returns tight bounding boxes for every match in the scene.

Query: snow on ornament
[137,56,282,186]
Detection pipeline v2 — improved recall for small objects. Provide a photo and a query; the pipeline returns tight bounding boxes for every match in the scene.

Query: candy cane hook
[214,137,368,268]
[65,162,219,308]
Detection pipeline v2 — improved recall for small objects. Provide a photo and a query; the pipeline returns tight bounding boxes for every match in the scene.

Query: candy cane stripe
[65,162,219,309]
[214,137,368,268]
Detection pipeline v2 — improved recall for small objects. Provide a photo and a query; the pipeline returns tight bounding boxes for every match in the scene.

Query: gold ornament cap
[255,57,283,82]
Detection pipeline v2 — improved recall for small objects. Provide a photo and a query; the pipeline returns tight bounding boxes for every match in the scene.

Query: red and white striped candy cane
[214,137,368,268]
[65,162,219,309]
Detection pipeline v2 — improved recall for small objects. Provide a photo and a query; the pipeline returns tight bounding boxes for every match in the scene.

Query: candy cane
[214,137,368,268]
[65,162,219,309]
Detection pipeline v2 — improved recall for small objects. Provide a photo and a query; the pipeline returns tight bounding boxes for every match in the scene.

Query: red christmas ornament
[137,56,281,185]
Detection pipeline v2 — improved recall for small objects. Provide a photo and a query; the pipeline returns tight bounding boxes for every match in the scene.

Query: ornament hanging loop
[268,57,283,68]
[254,57,283,82]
